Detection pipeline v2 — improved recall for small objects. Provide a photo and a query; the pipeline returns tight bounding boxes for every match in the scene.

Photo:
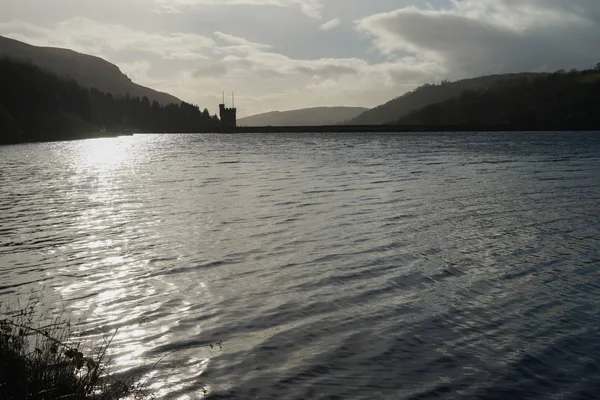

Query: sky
[1,0,599,117]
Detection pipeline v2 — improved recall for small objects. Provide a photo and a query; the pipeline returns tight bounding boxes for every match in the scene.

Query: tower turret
[219,91,237,132]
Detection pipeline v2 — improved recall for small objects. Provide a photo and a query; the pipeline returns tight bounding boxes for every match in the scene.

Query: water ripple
[1,132,600,399]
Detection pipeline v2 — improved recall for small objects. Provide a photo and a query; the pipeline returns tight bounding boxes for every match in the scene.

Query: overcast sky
[1,0,599,116]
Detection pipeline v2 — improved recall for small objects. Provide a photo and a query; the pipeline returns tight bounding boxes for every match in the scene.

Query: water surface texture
[1,132,600,399]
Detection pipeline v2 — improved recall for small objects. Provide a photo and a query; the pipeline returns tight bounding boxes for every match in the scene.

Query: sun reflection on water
[47,135,215,398]
[59,259,213,398]
[75,137,133,170]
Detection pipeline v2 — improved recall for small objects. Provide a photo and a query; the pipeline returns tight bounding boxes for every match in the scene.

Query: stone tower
[219,92,237,132]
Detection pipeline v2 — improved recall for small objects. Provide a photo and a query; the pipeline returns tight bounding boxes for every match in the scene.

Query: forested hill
[347,73,544,125]
[395,68,600,129]
[238,107,368,126]
[0,58,219,144]
[0,36,180,106]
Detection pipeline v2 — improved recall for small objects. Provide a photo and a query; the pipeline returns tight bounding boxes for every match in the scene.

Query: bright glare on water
[1,132,600,399]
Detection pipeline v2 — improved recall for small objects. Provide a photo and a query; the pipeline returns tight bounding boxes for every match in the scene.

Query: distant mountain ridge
[238,106,368,126]
[0,36,180,105]
[347,73,546,125]
[394,68,600,129]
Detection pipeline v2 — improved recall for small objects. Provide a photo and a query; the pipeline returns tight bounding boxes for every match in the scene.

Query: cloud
[0,16,441,116]
[3,1,600,118]
[0,18,215,60]
[120,60,153,82]
[154,0,322,18]
[214,31,272,54]
[320,18,341,30]
[356,0,600,79]
[185,32,443,116]
[290,0,322,18]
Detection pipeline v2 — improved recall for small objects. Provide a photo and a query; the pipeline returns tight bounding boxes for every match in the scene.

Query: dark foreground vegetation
[0,295,222,399]
[394,67,600,129]
[0,297,152,399]
[0,57,220,144]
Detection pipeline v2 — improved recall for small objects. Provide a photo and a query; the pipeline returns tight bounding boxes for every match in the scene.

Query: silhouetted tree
[0,57,220,144]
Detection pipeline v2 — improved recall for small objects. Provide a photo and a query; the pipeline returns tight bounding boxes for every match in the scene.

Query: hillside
[347,73,545,125]
[0,36,180,105]
[238,107,368,126]
[395,69,600,129]
[0,58,218,144]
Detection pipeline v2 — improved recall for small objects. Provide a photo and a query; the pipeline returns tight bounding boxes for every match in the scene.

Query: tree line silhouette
[394,66,600,130]
[0,57,220,144]
[3,55,600,144]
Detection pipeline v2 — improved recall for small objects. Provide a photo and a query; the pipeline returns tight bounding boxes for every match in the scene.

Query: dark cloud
[358,0,600,78]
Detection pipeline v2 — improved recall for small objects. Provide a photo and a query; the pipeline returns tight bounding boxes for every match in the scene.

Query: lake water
[1,132,600,399]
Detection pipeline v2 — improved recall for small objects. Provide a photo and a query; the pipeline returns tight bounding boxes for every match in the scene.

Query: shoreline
[0,131,133,146]
[2,127,599,145]
[235,124,600,133]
